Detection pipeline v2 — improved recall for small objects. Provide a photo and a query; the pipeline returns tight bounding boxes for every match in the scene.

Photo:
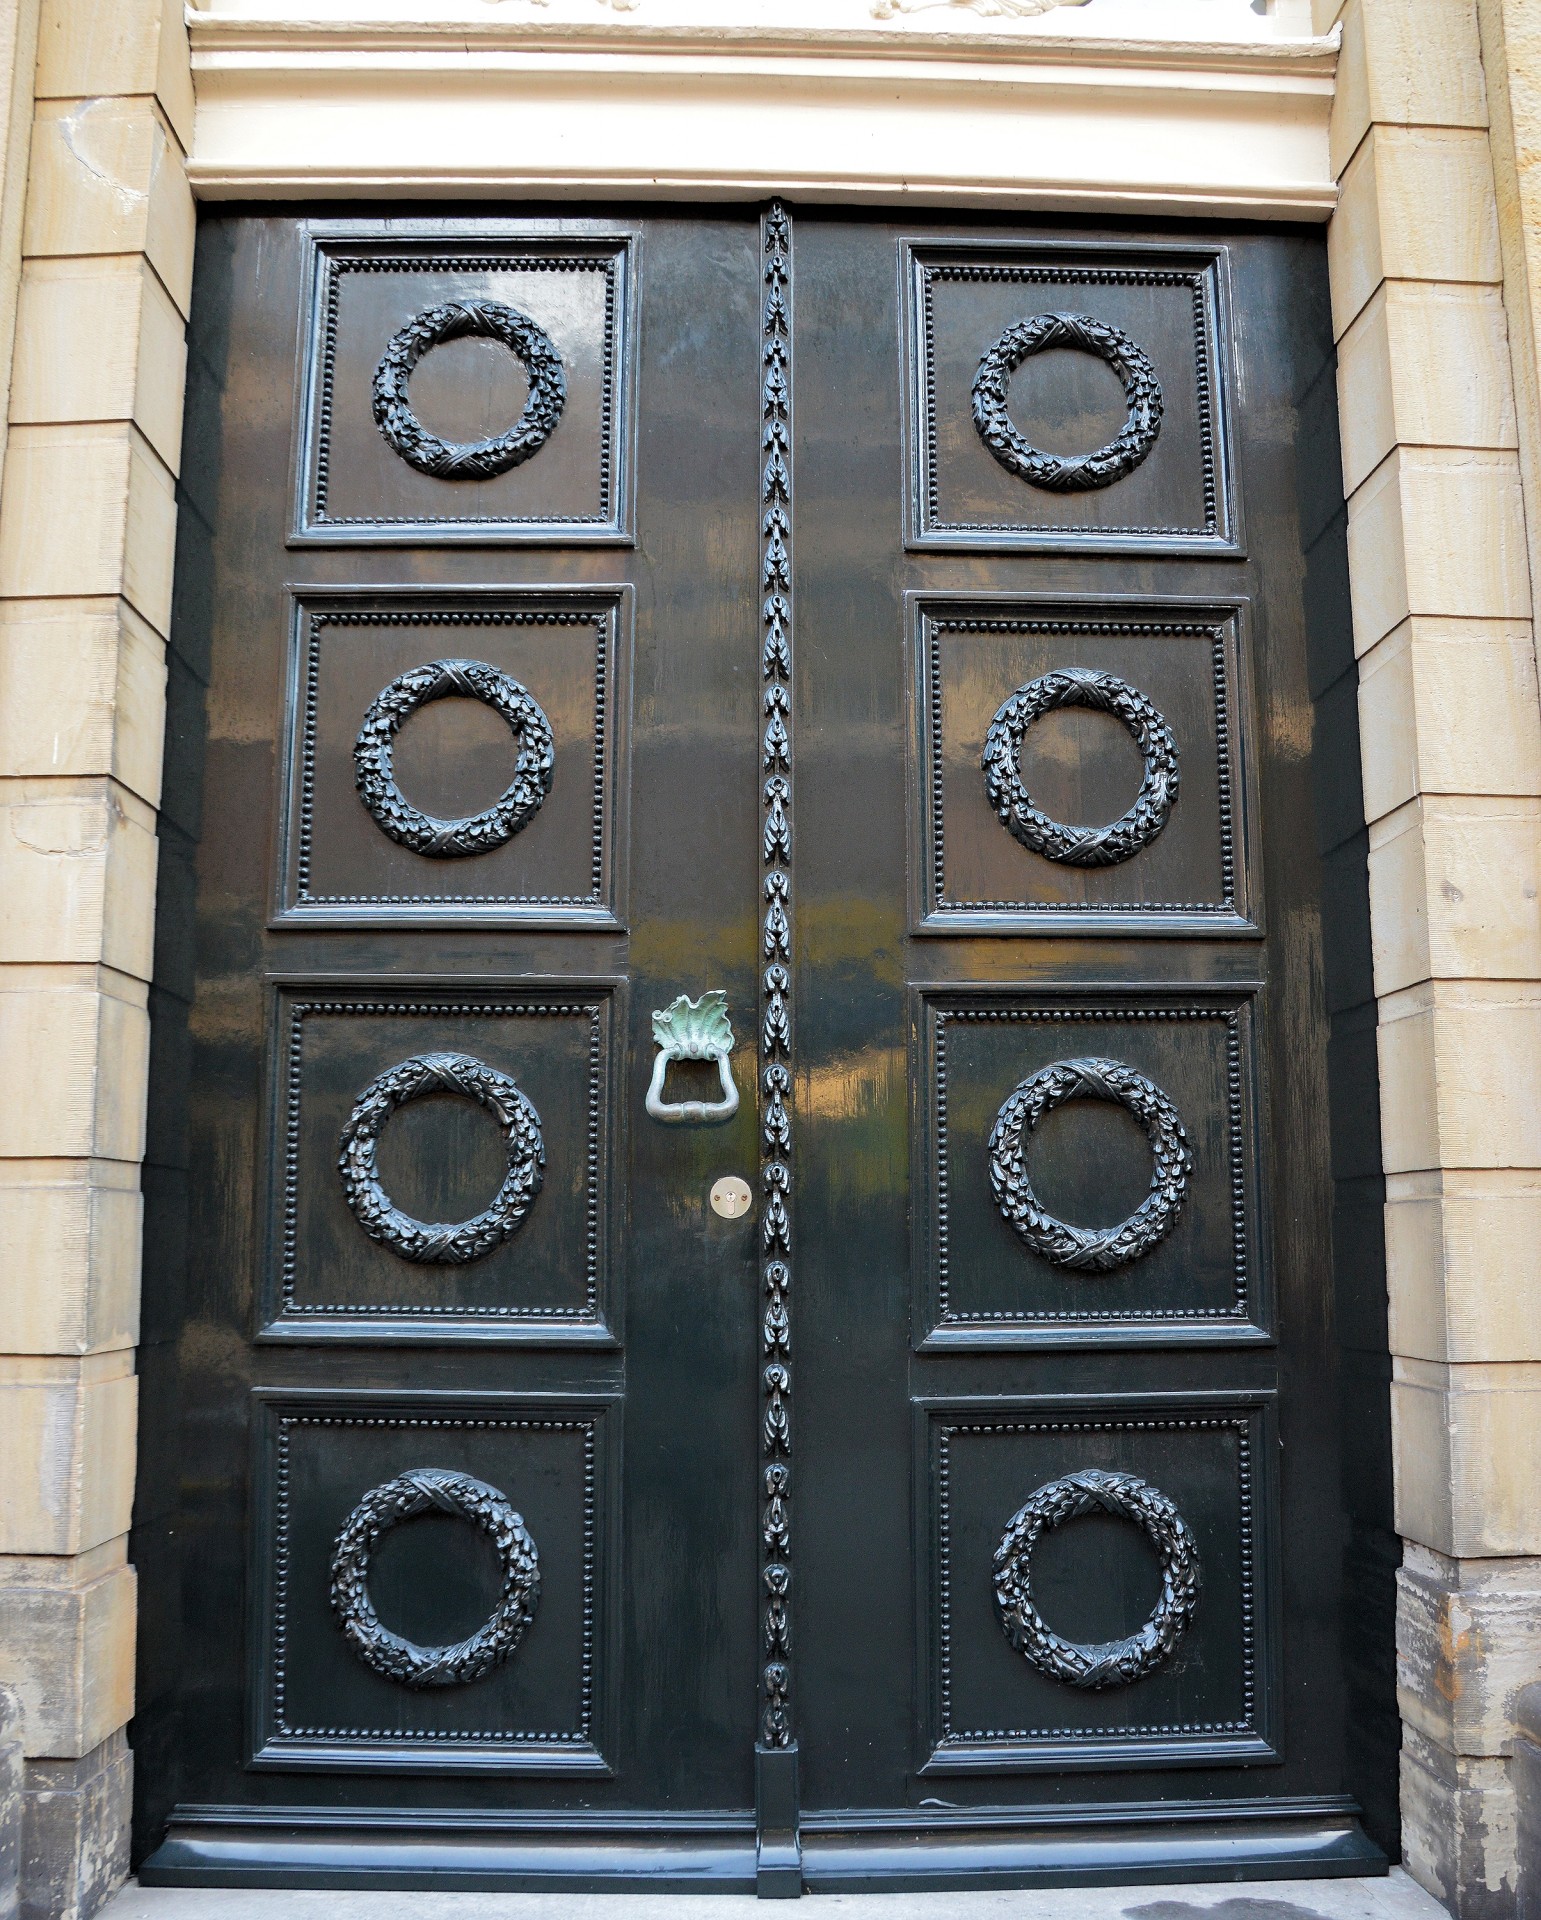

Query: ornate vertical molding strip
[756,199,801,1897]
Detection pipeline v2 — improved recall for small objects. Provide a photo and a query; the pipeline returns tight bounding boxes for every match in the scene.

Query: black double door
[136,204,1393,1889]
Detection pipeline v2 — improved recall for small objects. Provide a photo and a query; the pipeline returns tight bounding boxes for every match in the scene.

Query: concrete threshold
[103,1867,1447,1920]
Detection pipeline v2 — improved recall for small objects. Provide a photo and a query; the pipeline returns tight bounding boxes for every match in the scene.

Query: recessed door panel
[277,588,631,928]
[293,226,636,543]
[913,989,1265,1347]
[261,984,620,1343]
[905,240,1239,553]
[915,1393,1277,1774]
[910,595,1257,934]
[248,1389,618,1771]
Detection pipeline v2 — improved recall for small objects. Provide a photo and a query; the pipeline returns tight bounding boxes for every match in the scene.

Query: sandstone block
[1331,127,1503,337]
[0,985,149,1163]
[0,1168,139,1355]
[35,0,194,153]
[0,1685,18,1920]
[1517,1680,1541,1920]
[1394,1358,1541,1556]
[1377,983,1541,1173]
[0,601,167,808]
[23,99,193,317]
[0,427,177,637]
[1398,1544,1541,1757]
[1358,618,1541,819]
[10,257,186,473]
[1367,795,1541,992]
[0,1360,135,1558]
[1330,0,1489,179]
[0,782,158,979]
[1337,281,1516,495]
[1402,1721,1517,1919]
[1387,1170,1541,1363]
[19,1732,128,1920]
[0,1561,133,1762]
[1348,448,1531,656]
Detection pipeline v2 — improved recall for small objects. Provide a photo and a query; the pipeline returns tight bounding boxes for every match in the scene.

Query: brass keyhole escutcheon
[710,1176,753,1220]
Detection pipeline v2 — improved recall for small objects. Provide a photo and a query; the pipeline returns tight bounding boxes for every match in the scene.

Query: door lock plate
[710,1176,753,1220]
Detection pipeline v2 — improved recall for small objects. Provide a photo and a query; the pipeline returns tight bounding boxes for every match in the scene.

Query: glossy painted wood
[134,206,1395,1892]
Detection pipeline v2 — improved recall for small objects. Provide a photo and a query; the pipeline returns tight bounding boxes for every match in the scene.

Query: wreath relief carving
[354,658,555,859]
[994,1468,1201,1688]
[972,312,1163,492]
[372,298,566,480]
[330,1468,540,1688]
[988,1056,1193,1270]
[982,667,1179,868]
[337,1051,545,1265]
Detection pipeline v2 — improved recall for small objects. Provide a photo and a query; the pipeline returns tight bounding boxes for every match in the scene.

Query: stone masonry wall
[1315,0,1541,1910]
[0,0,191,1913]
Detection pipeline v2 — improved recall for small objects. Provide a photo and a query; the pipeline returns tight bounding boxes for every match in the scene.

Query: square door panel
[914,990,1267,1348]
[905,240,1238,554]
[293,223,636,544]
[276,588,631,929]
[910,596,1257,936]
[249,1389,618,1772]
[261,984,620,1345]
[916,1393,1277,1773]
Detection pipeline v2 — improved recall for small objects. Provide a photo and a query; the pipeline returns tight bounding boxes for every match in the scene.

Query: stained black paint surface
[133,206,1395,1889]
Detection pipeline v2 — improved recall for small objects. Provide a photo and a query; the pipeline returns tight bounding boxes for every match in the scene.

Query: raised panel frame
[906,592,1261,939]
[903,237,1241,557]
[272,584,633,931]
[247,1387,621,1774]
[911,985,1271,1350]
[291,219,639,546]
[257,977,625,1347]
[913,1390,1280,1776]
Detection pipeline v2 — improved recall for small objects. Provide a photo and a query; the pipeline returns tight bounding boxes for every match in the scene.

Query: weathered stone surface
[0,1555,135,1758]
[0,1686,21,1920]
[1517,1682,1541,1920]
[1402,1722,1518,1918]
[19,1733,128,1920]
[1398,1545,1541,1755]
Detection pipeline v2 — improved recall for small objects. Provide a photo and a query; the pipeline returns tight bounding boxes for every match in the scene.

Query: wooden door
[135,205,1393,1892]
[789,213,1392,1878]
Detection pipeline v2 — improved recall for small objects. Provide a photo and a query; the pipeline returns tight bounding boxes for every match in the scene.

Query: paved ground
[102,1867,1447,1920]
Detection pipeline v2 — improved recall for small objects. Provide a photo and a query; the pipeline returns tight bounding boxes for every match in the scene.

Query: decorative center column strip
[759,200,796,1768]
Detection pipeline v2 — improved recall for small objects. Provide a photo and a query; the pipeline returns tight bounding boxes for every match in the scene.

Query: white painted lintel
[186,8,1338,218]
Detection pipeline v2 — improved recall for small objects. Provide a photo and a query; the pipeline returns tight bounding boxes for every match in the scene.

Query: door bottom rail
[138,1795,1384,1894]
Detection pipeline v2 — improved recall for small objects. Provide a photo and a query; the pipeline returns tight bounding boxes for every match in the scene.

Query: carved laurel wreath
[982,668,1180,868]
[354,659,555,859]
[994,1468,1201,1689]
[988,1057,1193,1271]
[972,312,1163,492]
[337,1051,544,1265]
[371,299,566,480]
[330,1468,540,1688]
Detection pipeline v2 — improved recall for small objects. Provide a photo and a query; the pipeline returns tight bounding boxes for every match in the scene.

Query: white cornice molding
[185,2,1339,215]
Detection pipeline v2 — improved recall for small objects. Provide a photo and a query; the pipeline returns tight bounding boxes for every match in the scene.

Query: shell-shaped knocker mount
[646,992,739,1126]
